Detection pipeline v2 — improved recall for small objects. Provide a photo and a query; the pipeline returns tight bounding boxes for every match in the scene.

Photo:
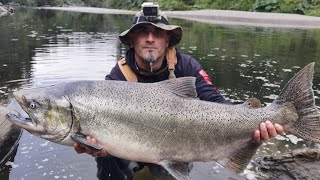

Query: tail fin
[273,62,320,142]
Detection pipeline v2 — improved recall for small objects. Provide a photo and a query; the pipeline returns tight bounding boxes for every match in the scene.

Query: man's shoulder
[106,63,127,81]
[178,52,192,60]
[174,51,202,77]
[176,51,199,64]
[176,51,201,68]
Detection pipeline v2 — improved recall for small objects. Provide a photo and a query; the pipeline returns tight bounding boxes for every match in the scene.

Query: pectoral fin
[71,133,103,152]
[159,161,191,180]
[218,141,261,173]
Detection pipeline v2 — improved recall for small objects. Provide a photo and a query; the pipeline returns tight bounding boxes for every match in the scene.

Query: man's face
[130,24,169,65]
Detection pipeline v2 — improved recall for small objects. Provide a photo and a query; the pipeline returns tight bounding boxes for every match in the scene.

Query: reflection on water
[0,8,320,180]
[0,8,126,180]
[7,131,98,180]
[31,32,118,86]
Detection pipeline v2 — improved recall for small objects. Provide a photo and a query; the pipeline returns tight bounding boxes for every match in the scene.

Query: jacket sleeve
[195,69,231,104]
[178,54,231,104]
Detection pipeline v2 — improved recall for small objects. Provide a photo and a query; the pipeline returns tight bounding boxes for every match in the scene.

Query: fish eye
[30,102,37,109]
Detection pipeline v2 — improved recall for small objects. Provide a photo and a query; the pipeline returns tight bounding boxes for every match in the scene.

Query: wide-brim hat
[119,11,182,47]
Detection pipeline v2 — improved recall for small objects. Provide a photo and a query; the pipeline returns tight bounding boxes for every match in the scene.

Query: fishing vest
[118,47,177,82]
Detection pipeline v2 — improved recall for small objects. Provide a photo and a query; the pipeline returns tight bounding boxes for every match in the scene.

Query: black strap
[132,15,169,25]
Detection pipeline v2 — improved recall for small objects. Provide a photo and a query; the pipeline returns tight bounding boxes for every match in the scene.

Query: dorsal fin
[156,77,197,98]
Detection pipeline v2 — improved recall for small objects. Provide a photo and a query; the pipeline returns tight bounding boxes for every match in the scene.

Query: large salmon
[7,63,320,179]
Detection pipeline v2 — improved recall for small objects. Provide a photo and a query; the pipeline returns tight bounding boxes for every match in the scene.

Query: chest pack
[118,47,177,82]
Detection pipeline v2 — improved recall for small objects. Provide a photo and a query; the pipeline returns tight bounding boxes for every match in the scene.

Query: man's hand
[253,121,285,143]
[73,136,108,157]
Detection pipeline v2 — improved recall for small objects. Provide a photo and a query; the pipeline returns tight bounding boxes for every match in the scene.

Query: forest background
[1,0,320,16]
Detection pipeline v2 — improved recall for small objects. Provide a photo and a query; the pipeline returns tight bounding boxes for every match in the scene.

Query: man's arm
[185,55,285,142]
[177,53,229,103]
[195,69,231,104]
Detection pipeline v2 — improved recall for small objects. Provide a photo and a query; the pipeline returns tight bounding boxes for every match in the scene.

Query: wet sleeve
[105,63,127,81]
[195,69,231,104]
[180,55,231,104]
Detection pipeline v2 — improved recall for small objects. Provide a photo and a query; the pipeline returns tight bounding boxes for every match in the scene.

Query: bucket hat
[119,10,182,47]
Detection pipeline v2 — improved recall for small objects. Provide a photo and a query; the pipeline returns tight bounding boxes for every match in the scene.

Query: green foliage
[252,0,314,14]
[2,0,320,16]
[8,0,34,6]
[104,0,144,9]
[253,0,280,12]
[62,0,84,6]
[233,0,256,10]
[157,0,256,10]
[292,3,310,14]
[181,0,195,6]
[158,0,190,10]
[306,4,320,15]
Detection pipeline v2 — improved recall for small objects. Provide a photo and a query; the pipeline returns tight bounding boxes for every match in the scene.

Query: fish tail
[273,62,320,142]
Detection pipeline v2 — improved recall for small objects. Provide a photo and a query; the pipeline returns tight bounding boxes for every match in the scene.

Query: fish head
[7,88,74,144]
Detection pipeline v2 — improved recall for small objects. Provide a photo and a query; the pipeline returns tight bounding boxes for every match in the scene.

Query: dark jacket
[106,48,230,104]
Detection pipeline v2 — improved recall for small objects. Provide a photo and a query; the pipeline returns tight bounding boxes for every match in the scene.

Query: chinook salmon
[7,63,320,180]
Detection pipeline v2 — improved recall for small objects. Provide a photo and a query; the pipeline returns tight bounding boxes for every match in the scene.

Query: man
[74,5,284,180]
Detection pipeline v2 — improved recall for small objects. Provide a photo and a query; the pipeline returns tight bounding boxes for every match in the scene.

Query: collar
[126,48,169,77]
[134,60,168,76]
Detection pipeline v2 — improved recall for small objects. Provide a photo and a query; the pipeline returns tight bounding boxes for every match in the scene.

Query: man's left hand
[253,121,285,143]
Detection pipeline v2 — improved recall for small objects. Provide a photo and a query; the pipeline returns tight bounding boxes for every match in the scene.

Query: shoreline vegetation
[1,1,320,28]
[0,0,320,17]
[40,6,320,29]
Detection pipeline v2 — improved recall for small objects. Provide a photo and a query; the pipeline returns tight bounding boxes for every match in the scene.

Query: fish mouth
[6,110,45,133]
[7,112,32,124]
[7,92,32,122]
[10,92,36,123]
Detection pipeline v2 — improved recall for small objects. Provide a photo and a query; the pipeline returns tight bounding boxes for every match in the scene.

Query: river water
[0,8,320,180]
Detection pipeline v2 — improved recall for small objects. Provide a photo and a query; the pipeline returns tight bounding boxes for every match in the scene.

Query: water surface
[0,8,320,180]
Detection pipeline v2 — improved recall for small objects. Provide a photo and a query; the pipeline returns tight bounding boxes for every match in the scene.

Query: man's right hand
[73,136,109,157]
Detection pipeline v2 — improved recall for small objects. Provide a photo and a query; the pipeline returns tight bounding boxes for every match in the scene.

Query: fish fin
[273,62,320,143]
[218,141,261,173]
[157,77,197,98]
[159,161,191,180]
[71,133,103,152]
[241,97,261,108]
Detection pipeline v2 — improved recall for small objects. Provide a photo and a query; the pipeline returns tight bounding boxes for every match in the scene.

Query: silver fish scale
[59,80,295,162]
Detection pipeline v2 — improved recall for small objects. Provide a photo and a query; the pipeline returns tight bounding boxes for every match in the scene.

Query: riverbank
[40,6,320,29]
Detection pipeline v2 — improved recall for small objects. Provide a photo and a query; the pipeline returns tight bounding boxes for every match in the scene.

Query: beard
[143,53,156,64]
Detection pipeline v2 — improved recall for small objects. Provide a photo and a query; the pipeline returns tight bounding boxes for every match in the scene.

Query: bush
[159,0,190,10]
[253,0,280,12]
[306,5,320,15]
